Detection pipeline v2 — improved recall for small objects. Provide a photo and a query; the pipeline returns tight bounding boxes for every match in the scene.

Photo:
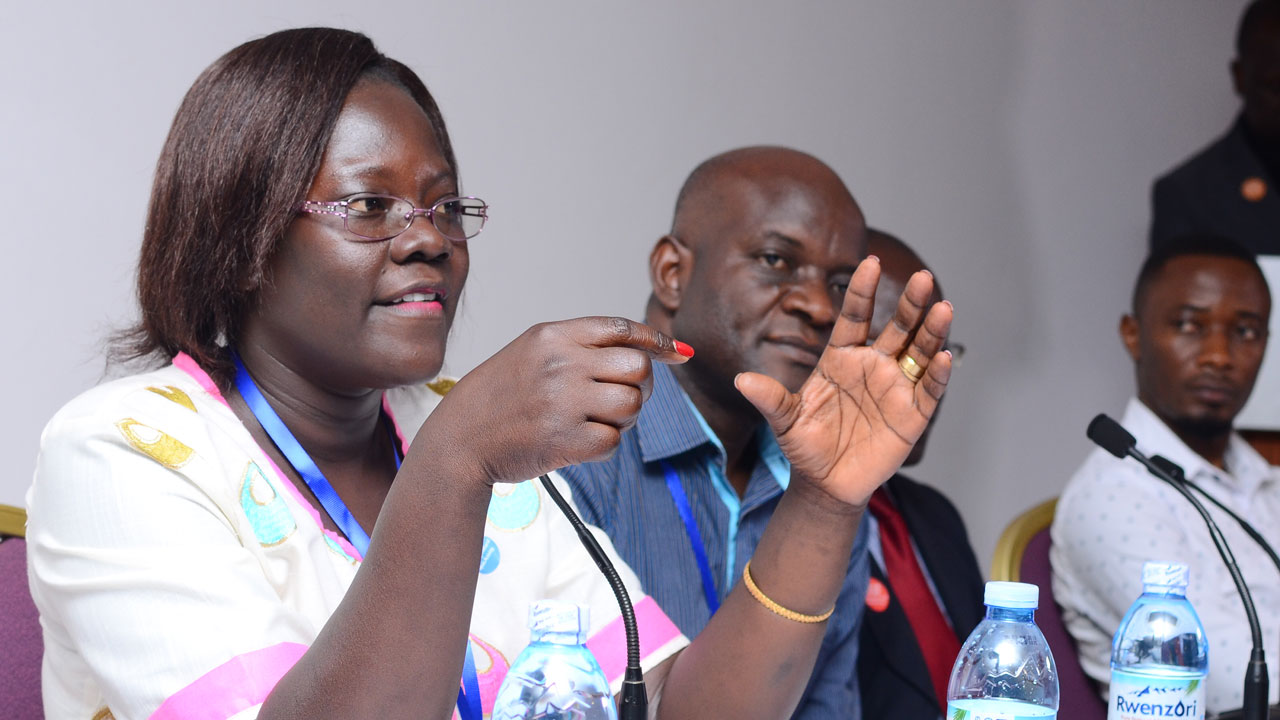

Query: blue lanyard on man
[661,461,721,615]
[233,354,483,720]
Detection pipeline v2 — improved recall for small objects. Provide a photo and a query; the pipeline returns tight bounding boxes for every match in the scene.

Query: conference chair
[1,503,44,719]
[992,498,1106,720]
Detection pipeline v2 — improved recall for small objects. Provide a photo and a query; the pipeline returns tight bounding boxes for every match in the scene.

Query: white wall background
[1,0,1249,572]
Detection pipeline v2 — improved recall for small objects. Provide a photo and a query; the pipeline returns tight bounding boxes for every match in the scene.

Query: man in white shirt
[1051,233,1279,715]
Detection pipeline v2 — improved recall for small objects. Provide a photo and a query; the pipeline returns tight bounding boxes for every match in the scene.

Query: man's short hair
[1237,0,1280,56]
[1132,234,1269,314]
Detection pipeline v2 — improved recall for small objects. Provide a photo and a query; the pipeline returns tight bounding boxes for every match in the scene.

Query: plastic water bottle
[492,601,618,720]
[946,581,1059,719]
[1107,562,1208,720]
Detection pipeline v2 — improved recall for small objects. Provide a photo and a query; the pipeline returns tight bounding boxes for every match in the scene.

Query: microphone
[538,474,648,720]
[1149,457,1280,585]
[1150,454,1280,720]
[1087,414,1270,720]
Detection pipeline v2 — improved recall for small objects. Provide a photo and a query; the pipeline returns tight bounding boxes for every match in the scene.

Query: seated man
[1051,234,1280,715]
[1150,0,1280,254]
[857,229,985,720]
[560,146,872,717]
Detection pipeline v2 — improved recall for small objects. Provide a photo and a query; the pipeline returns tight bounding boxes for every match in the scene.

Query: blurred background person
[561,146,874,718]
[1151,0,1280,254]
[857,229,985,720]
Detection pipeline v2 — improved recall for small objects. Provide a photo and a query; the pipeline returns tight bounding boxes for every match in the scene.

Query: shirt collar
[636,362,721,463]
[1121,397,1275,495]
[636,364,791,488]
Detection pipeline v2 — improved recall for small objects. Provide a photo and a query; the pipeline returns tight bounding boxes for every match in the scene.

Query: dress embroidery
[486,482,541,531]
[115,419,194,469]
[470,633,511,712]
[480,536,501,574]
[146,385,198,413]
[323,534,359,565]
[239,462,297,547]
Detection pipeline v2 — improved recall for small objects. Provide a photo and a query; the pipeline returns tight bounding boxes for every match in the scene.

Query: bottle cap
[528,601,590,644]
[1142,561,1190,590]
[984,581,1039,609]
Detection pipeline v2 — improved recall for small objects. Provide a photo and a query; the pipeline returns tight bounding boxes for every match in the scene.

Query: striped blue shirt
[561,362,870,718]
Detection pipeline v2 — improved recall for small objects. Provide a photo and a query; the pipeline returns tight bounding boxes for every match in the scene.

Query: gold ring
[898,353,925,383]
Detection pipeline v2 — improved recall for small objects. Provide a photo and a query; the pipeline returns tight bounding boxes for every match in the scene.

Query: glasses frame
[297,193,489,242]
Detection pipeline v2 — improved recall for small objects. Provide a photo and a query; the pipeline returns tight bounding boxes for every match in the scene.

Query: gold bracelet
[741,560,835,624]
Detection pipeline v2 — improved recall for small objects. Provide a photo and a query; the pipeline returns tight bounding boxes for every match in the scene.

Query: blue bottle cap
[529,601,590,644]
[984,581,1039,609]
[1142,561,1189,591]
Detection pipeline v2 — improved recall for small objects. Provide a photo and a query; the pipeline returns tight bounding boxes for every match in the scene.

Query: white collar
[1121,397,1276,497]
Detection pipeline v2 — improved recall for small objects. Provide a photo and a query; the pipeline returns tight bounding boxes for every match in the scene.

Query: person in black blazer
[857,230,986,720]
[1150,0,1280,255]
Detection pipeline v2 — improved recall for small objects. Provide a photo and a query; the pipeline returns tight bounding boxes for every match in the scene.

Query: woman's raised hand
[735,256,952,508]
[422,317,690,485]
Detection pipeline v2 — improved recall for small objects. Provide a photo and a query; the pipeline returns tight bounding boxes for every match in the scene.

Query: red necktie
[867,487,962,709]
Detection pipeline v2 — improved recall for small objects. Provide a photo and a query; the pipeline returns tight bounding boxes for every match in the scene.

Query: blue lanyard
[231,354,482,720]
[660,461,720,614]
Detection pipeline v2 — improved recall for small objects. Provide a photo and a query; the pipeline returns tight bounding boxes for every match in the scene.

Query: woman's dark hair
[112,27,457,386]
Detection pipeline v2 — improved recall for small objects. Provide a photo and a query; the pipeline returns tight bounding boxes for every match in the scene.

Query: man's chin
[1167,413,1235,439]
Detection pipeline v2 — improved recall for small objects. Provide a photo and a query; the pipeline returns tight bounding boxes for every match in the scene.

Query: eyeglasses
[298,193,489,242]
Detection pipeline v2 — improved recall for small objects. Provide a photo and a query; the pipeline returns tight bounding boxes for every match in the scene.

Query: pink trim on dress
[171,352,365,561]
[381,393,411,457]
[586,596,683,684]
[173,352,229,408]
[150,642,308,720]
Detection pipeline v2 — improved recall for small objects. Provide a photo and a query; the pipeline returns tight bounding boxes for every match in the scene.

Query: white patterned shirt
[26,354,686,720]
[1051,397,1280,714]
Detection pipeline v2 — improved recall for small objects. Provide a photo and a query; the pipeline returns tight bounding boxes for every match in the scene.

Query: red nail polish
[674,340,695,358]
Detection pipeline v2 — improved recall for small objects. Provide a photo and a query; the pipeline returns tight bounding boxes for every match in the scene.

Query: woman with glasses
[25,28,953,720]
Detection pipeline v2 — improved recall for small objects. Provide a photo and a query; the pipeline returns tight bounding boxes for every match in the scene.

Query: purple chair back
[0,537,44,719]
[1021,527,1107,719]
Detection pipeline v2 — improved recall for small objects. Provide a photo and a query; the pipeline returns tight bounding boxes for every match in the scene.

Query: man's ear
[1232,58,1246,98]
[650,235,689,312]
[1120,313,1141,363]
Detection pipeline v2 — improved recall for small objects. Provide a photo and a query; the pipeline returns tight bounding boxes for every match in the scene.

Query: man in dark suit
[857,229,986,720]
[1150,0,1280,254]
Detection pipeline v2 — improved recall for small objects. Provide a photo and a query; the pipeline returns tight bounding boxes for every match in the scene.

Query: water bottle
[492,601,618,720]
[1107,561,1208,720]
[947,581,1059,719]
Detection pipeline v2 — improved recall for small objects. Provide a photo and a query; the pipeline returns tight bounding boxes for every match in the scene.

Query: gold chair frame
[990,498,1056,582]
[0,504,27,538]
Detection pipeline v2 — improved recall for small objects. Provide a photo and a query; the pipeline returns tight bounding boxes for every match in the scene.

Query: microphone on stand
[1087,414,1269,720]
[538,474,648,720]
[1149,456,1280,579]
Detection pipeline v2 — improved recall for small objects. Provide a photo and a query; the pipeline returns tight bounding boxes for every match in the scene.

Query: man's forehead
[1145,256,1271,314]
[689,172,861,238]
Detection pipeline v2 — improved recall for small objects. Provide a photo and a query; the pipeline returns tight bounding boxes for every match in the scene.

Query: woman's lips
[378,289,447,316]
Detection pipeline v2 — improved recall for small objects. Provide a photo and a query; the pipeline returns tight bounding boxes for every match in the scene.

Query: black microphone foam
[1087,413,1136,458]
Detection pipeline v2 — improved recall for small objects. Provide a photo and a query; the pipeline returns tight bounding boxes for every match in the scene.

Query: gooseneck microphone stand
[1149,455,1280,579]
[538,474,648,720]
[1087,414,1269,720]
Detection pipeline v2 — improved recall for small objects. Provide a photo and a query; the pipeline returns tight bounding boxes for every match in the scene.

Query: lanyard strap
[233,354,375,553]
[230,353,481,720]
[457,641,481,720]
[660,461,720,614]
